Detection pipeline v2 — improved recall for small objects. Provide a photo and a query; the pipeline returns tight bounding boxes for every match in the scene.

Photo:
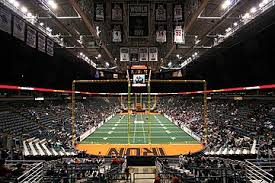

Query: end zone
[76,143,205,156]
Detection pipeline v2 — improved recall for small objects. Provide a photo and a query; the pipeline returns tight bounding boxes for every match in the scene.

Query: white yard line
[133,114,137,143]
[141,114,146,143]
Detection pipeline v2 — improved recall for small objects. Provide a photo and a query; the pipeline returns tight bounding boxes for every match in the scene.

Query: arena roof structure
[3,0,274,73]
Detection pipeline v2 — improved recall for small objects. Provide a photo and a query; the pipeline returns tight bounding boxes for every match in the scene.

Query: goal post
[71,79,129,147]
[71,79,208,147]
[148,80,208,144]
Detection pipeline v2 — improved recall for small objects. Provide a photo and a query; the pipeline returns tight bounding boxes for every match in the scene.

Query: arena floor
[77,114,204,156]
[81,114,198,144]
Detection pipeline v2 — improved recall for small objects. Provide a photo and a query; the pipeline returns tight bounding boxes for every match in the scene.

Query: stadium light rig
[221,0,232,10]
[214,0,275,47]
[47,0,58,10]
[4,0,64,47]
[77,52,97,68]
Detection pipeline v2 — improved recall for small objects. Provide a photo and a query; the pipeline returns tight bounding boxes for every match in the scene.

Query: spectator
[154,174,161,183]
[172,174,179,183]
[125,166,130,180]
[12,163,25,177]
[0,159,12,177]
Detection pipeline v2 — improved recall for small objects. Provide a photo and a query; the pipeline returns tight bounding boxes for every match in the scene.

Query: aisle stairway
[130,166,155,183]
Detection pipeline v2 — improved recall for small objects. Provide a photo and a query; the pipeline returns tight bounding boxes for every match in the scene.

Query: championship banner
[112,25,122,43]
[37,32,46,53]
[26,26,36,48]
[129,48,139,62]
[139,48,148,62]
[112,3,123,21]
[95,70,99,79]
[99,71,104,77]
[156,25,166,43]
[46,39,54,56]
[149,47,158,62]
[0,7,11,34]
[174,26,185,44]
[128,4,149,37]
[13,16,25,41]
[155,3,166,21]
[95,3,104,21]
[174,4,183,21]
[120,47,129,61]
[113,73,118,79]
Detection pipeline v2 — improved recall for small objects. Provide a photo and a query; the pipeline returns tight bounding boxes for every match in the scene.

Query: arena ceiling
[15,0,274,73]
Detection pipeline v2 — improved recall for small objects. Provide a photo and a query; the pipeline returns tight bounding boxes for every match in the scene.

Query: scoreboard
[128,65,149,87]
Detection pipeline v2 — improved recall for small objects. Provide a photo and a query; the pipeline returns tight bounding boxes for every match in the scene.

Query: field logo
[107,147,166,156]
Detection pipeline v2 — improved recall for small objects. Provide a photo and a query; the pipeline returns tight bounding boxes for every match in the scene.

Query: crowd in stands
[0,97,119,159]
[158,97,275,157]
[156,155,247,183]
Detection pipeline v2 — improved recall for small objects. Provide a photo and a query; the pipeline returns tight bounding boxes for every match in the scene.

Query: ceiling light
[176,54,180,58]
[250,7,257,13]
[8,0,15,4]
[80,52,83,56]
[46,27,52,33]
[39,22,44,26]
[27,12,33,17]
[242,13,250,19]
[263,0,269,5]
[233,22,238,27]
[21,6,28,13]
[48,0,58,9]
[221,0,231,9]
[97,54,102,58]
[13,1,20,8]
[226,27,232,32]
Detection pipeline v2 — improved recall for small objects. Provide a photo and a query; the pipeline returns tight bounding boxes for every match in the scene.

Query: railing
[245,159,275,183]
[17,161,45,183]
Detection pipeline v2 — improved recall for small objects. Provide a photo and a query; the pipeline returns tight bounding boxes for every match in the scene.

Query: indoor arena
[0,0,275,182]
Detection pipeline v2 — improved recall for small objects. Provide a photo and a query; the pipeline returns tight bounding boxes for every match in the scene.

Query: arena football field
[80,114,199,145]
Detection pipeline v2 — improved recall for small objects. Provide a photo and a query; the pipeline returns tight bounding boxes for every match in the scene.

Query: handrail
[245,159,274,183]
[17,162,45,183]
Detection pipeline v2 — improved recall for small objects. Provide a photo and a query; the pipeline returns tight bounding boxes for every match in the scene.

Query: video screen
[132,74,146,87]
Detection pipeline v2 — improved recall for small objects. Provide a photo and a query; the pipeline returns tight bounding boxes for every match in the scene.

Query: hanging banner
[112,3,123,21]
[0,7,11,34]
[149,47,158,62]
[128,4,149,37]
[174,4,183,21]
[156,25,166,43]
[155,3,166,21]
[120,47,129,61]
[113,73,118,79]
[13,16,25,41]
[99,71,104,77]
[174,26,185,44]
[139,48,149,62]
[46,39,54,56]
[95,70,99,79]
[112,25,122,43]
[130,48,139,62]
[95,3,104,21]
[37,32,46,53]
[26,26,36,48]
